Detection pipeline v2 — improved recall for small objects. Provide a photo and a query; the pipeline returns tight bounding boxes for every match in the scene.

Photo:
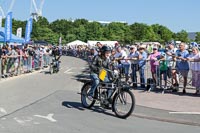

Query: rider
[51,46,61,70]
[88,45,112,100]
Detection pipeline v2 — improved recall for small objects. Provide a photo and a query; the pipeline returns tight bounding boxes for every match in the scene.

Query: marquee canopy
[87,40,118,48]
[0,27,25,43]
[67,40,88,46]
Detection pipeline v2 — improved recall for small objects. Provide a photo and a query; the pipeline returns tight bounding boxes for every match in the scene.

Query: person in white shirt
[127,46,139,87]
[187,47,200,95]
[114,46,130,82]
[166,42,178,91]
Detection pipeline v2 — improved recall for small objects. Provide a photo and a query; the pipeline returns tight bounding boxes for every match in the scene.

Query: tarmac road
[0,56,199,133]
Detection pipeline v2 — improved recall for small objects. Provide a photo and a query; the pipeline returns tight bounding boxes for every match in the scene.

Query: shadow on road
[133,86,200,97]
[62,101,116,118]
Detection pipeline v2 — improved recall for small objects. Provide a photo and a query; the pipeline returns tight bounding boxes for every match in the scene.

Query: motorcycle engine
[100,91,109,105]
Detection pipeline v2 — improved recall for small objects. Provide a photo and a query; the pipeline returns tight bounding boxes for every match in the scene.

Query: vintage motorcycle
[80,68,135,119]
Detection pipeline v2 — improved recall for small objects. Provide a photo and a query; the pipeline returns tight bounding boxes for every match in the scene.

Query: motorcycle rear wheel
[81,82,96,108]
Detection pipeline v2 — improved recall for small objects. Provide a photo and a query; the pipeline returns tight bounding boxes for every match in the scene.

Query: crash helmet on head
[101,46,111,53]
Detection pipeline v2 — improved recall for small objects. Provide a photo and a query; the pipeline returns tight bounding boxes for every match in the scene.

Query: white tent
[87,40,118,48]
[67,40,88,46]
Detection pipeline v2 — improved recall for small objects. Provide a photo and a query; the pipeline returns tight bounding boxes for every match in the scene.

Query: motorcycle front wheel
[112,89,135,119]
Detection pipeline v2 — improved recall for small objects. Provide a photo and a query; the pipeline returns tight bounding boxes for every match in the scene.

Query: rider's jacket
[90,55,110,74]
[52,49,61,61]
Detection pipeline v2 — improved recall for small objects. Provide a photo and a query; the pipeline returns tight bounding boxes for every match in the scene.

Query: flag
[5,12,12,41]
[0,16,2,27]
[25,18,33,42]
[16,27,22,38]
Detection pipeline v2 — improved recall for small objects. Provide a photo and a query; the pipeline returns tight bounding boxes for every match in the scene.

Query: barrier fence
[121,60,195,93]
[62,48,198,93]
[0,54,52,80]
[1,48,199,94]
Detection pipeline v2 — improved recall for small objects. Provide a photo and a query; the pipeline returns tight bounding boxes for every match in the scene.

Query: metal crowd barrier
[0,59,2,80]
[0,54,52,80]
[129,60,195,94]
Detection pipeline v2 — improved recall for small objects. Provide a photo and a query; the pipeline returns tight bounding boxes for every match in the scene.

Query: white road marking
[65,72,74,74]
[14,117,26,125]
[64,68,72,73]
[34,114,57,122]
[0,108,7,115]
[13,117,33,125]
[169,112,200,115]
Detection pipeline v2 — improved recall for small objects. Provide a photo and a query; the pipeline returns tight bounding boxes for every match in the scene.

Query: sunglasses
[153,48,157,50]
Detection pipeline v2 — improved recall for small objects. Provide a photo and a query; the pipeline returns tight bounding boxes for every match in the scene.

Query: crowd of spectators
[63,42,200,95]
[0,43,53,78]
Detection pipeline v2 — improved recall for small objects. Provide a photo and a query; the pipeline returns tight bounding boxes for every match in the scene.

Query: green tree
[195,32,200,43]
[86,21,103,41]
[151,24,173,43]
[65,34,76,43]
[175,30,189,42]
[130,23,157,42]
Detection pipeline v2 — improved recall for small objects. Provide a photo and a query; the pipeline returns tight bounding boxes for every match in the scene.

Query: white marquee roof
[87,40,118,47]
[67,40,88,46]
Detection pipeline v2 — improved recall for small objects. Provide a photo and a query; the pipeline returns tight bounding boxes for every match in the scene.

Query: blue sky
[2,0,200,32]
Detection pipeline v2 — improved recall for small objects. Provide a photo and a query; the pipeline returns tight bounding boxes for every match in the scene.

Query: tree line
[2,17,200,45]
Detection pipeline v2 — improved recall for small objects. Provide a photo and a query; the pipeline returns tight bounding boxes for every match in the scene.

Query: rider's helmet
[101,46,111,54]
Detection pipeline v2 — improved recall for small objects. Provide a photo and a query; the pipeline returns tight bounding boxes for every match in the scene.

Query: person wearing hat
[147,46,161,86]
[166,42,178,91]
[114,46,129,82]
[137,46,148,88]
[128,45,139,87]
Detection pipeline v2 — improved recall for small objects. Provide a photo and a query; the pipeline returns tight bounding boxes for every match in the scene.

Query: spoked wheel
[81,82,96,108]
[112,89,135,119]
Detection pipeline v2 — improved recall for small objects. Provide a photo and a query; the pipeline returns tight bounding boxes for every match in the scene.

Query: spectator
[114,42,120,49]
[170,53,179,91]
[166,42,178,91]
[137,46,148,88]
[187,47,200,95]
[159,52,168,89]
[0,46,2,58]
[176,43,189,94]
[0,46,2,76]
[1,45,8,77]
[128,46,139,87]
[115,46,129,82]
[96,42,103,55]
[147,46,161,85]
